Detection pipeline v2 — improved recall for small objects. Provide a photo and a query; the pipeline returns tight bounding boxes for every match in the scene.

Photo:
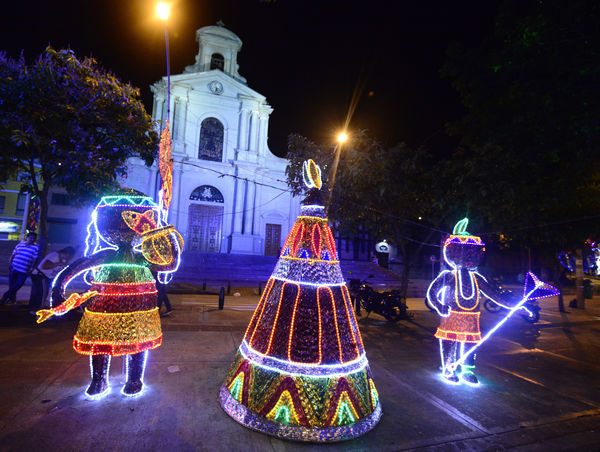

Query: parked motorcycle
[348,278,411,322]
[483,297,541,323]
[482,279,541,324]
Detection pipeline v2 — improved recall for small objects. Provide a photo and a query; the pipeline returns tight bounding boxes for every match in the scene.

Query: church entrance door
[264,223,281,256]
[188,204,223,252]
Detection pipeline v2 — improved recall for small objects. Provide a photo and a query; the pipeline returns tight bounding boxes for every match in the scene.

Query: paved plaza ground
[0,284,599,451]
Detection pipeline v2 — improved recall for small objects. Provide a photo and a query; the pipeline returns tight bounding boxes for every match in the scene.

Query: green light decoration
[275,406,291,424]
[452,218,470,236]
[229,375,243,403]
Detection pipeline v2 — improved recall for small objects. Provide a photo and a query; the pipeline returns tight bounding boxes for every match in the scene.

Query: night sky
[1,0,500,157]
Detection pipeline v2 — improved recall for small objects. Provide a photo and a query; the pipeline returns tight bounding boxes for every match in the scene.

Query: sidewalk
[0,289,599,450]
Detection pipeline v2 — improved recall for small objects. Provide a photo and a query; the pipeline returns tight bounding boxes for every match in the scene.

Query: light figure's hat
[444,218,484,246]
[219,160,381,442]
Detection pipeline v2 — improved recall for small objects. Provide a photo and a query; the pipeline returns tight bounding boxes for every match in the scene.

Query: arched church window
[189,185,224,203]
[198,117,224,161]
[210,53,224,71]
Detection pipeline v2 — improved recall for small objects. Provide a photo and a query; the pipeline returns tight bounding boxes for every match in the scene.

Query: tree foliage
[286,131,455,298]
[443,0,600,249]
[0,47,158,251]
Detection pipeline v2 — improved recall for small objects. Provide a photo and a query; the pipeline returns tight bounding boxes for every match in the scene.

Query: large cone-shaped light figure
[219,160,382,442]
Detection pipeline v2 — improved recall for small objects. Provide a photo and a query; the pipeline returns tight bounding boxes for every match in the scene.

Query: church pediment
[161,70,266,103]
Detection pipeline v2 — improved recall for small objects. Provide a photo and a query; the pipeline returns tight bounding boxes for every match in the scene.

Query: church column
[253,176,262,236]
[249,111,259,153]
[233,176,244,234]
[244,178,255,234]
[173,160,184,231]
[258,115,269,155]
[238,108,250,151]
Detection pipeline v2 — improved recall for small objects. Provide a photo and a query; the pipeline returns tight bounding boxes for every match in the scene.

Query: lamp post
[157,2,170,121]
[156,2,173,225]
[326,131,348,212]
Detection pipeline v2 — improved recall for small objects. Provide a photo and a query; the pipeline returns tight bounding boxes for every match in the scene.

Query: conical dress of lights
[219,159,382,442]
[157,2,173,224]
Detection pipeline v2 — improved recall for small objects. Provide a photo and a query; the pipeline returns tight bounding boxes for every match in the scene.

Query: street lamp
[326,131,349,212]
[157,2,170,120]
[156,2,173,225]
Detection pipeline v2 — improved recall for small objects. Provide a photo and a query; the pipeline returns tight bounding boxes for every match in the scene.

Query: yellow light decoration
[140,225,184,265]
[36,291,98,324]
[73,307,162,356]
[302,159,322,190]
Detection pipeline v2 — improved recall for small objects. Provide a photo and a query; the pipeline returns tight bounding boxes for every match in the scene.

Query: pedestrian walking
[1,232,39,305]
[29,246,76,311]
[154,272,173,316]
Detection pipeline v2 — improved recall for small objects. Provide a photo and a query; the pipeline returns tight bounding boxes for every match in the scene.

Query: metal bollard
[202,281,206,291]
[227,281,231,295]
[218,287,225,310]
[258,282,263,296]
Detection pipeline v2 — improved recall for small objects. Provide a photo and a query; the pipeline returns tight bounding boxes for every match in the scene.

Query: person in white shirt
[29,247,76,310]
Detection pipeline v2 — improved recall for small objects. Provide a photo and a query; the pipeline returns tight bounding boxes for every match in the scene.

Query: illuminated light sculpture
[36,190,183,399]
[219,159,381,442]
[426,218,557,386]
[158,120,173,221]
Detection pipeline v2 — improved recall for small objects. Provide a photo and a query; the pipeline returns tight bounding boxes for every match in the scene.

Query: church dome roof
[196,24,242,46]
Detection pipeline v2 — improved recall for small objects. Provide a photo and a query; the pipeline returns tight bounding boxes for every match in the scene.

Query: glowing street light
[326,130,349,212]
[156,2,170,20]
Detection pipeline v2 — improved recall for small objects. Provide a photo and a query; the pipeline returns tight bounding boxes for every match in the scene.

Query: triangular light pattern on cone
[219,160,382,442]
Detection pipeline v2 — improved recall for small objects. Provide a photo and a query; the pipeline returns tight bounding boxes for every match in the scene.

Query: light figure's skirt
[435,310,481,343]
[73,307,162,356]
[219,386,382,442]
[218,351,381,442]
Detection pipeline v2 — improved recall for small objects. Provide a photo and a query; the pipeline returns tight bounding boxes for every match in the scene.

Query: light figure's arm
[50,249,116,309]
[426,270,453,317]
[475,273,523,310]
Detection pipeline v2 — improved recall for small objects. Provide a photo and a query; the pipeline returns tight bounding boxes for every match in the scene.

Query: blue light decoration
[36,189,183,399]
[219,160,381,442]
[426,218,559,386]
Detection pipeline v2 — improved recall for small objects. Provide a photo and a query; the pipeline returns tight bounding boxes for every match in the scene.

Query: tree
[0,47,158,253]
[442,0,600,252]
[286,131,454,299]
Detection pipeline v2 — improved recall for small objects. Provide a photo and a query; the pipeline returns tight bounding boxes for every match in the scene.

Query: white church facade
[124,24,299,255]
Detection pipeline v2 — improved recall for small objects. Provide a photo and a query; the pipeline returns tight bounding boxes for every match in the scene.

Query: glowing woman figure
[36,190,182,398]
[219,160,381,442]
[427,218,543,386]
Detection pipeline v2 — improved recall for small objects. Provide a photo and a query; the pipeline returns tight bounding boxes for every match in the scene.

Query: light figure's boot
[122,351,147,396]
[440,340,460,384]
[459,347,479,386]
[459,365,479,386]
[86,355,111,398]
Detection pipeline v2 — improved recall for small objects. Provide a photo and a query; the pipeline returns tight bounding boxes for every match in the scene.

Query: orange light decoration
[122,209,158,234]
[159,120,173,211]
